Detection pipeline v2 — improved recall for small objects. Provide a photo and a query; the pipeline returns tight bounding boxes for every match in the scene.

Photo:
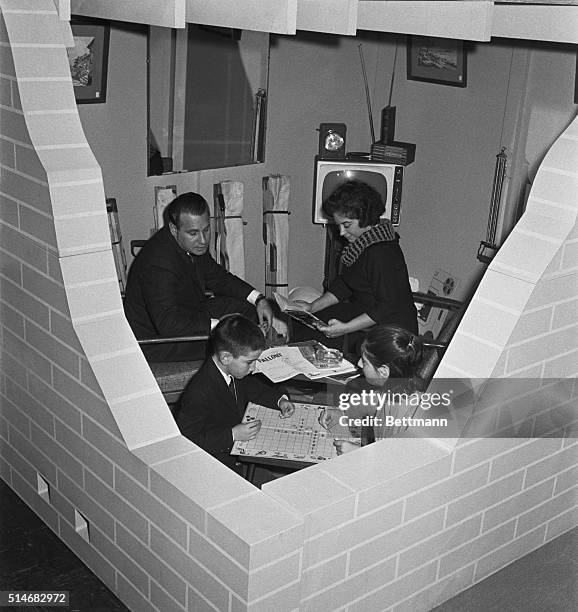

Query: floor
[0,479,128,612]
[0,477,575,612]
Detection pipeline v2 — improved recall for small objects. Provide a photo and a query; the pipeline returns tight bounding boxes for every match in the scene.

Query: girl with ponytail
[320,324,425,454]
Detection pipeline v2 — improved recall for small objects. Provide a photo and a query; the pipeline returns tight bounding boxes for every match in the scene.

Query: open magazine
[273,292,325,331]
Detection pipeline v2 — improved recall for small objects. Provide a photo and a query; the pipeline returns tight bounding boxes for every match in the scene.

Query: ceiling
[64,0,578,43]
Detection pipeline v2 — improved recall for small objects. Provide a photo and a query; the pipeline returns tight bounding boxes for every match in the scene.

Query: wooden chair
[412,292,466,389]
[129,240,217,409]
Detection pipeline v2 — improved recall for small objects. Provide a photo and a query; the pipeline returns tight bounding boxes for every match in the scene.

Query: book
[273,292,325,331]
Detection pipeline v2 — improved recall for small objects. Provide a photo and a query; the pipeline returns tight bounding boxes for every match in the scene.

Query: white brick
[446,471,523,527]
[398,515,481,576]
[439,520,516,577]
[545,507,578,541]
[517,488,577,536]
[482,479,555,532]
[405,463,489,521]
[474,525,546,583]
[490,437,561,481]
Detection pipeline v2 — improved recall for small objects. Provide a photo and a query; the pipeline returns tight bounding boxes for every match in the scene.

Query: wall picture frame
[407,36,467,87]
[68,17,110,103]
[154,185,177,230]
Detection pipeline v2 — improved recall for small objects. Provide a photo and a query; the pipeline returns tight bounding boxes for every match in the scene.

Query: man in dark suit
[124,192,274,362]
[177,315,295,472]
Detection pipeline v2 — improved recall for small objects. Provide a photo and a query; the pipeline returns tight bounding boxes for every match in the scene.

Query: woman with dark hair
[295,180,417,355]
[320,324,425,454]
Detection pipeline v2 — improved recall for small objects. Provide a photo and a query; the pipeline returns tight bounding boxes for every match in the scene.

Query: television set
[313,158,404,225]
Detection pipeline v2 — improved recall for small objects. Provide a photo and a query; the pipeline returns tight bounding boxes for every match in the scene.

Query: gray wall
[79,24,577,301]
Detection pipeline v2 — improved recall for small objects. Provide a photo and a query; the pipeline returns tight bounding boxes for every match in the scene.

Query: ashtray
[313,347,343,369]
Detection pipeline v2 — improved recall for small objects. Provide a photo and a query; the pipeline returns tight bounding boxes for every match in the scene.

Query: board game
[231,402,352,464]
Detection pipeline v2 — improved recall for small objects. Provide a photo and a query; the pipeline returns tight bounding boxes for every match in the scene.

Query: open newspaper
[256,345,357,383]
[273,292,325,331]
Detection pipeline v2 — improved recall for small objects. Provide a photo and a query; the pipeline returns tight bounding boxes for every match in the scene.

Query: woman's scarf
[340,220,397,267]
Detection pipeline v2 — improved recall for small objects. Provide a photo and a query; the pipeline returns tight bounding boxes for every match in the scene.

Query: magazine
[273,292,325,331]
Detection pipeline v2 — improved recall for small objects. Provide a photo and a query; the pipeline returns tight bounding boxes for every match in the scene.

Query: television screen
[313,159,403,225]
[321,170,388,214]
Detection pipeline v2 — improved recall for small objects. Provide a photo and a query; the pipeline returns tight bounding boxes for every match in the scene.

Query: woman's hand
[292,300,312,312]
[317,318,349,338]
[334,439,361,455]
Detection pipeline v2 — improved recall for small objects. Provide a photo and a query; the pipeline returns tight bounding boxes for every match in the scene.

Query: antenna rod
[387,41,398,107]
[358,44,376,144]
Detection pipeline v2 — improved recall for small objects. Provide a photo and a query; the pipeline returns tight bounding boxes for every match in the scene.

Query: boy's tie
[228,377,237,405]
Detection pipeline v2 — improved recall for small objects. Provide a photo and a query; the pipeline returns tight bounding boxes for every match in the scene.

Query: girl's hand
[319,408,342,431]
[334,439,361,455]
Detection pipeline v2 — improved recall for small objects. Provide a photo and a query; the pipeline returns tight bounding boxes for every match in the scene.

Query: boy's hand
[278,399,295,419]
[233,420,261,442]
[334,439,361,455]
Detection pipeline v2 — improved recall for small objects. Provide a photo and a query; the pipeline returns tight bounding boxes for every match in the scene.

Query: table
[233,341,360,483]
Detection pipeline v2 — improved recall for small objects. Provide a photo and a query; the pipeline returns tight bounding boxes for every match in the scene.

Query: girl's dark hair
[209,314,265,358]
[322,180,385,227]
[166,192,210,228]
[363,324,423,379]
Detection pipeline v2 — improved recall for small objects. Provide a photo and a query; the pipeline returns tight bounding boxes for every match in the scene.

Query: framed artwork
[407,36,467,87]
[67,18,110,103]
[154,185,177,229]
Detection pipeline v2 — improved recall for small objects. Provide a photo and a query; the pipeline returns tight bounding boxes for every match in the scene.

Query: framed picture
[67,18,110,103]
[154,185,177,229]
[407,36,467,87]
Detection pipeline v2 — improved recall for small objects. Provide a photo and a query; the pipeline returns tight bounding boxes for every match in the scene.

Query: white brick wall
[0,3,576,612]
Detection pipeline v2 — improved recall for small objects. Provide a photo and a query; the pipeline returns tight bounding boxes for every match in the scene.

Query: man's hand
[256,298,274,332]
[334,439,361,455]
[278,399,295,419]
[317,318,349,338]
[232,420,261,442]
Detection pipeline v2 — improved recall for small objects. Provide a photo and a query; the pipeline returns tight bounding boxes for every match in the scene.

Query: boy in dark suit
[177,314,295,472]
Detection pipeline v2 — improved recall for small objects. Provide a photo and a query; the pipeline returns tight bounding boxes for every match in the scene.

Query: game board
[231,402,352,464]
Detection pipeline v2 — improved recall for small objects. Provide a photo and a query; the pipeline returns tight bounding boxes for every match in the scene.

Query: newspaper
[273,292,325,331]
[256,345,356,383]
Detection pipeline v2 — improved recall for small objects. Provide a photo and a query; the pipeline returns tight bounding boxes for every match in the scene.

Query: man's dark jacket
[177,358,283,471]
[124,226,254,361]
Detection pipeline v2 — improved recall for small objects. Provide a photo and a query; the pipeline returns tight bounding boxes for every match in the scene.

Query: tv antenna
[387,40,399,107]
[358,44,376,144]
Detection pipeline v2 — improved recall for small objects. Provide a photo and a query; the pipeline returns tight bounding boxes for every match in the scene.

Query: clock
[318,123,347,159]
